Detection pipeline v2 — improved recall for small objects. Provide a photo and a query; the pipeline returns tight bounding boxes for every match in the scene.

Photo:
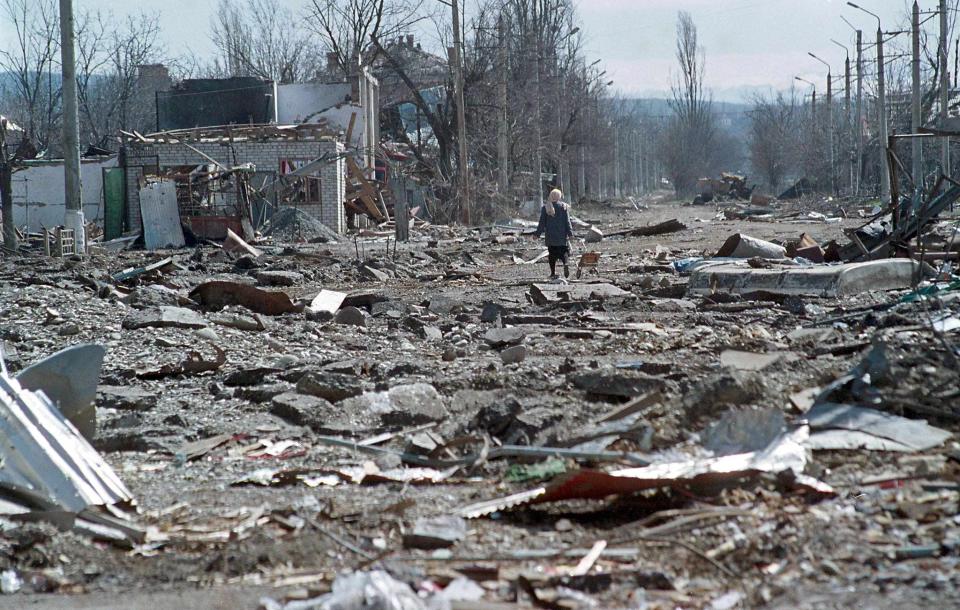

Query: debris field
[1,196,959,610]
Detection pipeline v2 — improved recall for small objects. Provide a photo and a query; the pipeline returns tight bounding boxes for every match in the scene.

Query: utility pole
[856,29,863,196]
[940,0,951,177]
[878,26,890,204]
[833,39,853,194]
[59,0,85,253]
[532,3,543,204]
[912,1,923,187]
[450,0,470,223]
[497,16,509,192]
[613,129,621,197]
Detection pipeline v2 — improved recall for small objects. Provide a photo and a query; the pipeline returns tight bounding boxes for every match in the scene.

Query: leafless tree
[75,10,163,148]
[209,0,320,83]
[0,0,61,153]
[659,11,719,197]
[748,91,800,193]
[307,0,425,78]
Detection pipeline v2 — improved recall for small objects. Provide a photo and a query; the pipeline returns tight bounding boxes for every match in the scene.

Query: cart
[575,250,601,279]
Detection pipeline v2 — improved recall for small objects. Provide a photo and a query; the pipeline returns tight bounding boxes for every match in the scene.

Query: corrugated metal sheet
[0,374,133,513]
[139,180,185,250]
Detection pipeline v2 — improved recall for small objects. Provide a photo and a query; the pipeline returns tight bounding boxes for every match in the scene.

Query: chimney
[326,52,338,73]
[407,34,415,47]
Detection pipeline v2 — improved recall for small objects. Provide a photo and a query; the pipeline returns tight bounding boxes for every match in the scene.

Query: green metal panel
[103,168,124,240]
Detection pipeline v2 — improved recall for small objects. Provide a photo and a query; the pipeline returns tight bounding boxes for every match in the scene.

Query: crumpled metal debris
[136,345,227,379]
[15,344,105,440]
[0,355,134,514]
[459,426,832,518]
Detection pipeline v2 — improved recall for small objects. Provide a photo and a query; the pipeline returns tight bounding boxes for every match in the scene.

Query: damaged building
[122,126,347,239]
[113,65,382,241]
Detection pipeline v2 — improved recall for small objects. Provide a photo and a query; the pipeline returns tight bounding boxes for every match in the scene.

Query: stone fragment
[122,286,181,309]
[194,327,219,342]
[256,270,303,287]
[235,383,293,403]
[360,264,390,282]
[210,313,266,331]
[57,323,81,336]
[421,326,443,341]
[570,369,664,399]
[500,345,527,364]
[371,300,409,317]
[403,515,467,549]
[342,290,388,308]
[296,372,364,402]
[334,306,368,327]
[429,296,462,315]
[122,306,208,330]
[225,366,280,387]
[585,226,604,243]
[270,392,335,429]
[483,327,526,348]
[480,302,506,323]
[340,383,445,426]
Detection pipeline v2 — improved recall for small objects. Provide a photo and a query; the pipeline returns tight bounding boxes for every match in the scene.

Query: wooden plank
[345,112,358,145]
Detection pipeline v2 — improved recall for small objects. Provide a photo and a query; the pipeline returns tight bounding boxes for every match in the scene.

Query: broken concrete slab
[121,306,208,330]
[255,270,304,287]
[571,370,665,399]
[122,285,182,309]
[687,260,927,298]
[340,383,446,426]
[360,264,390,282]
[308,290,347,315]
[403,515,467,549]
[295,372,364,402]
[428,295,463,315]
[484,327,526,347]
[342,289,388,309]
[530,282,629,306]
[210,312,266,332]
[270,392,337,430]
[235,382,293,404]
[225,366,281,387]
[96,385,157,412]
[720,350,791,372]
[480,302,507,322]
[334,306,368,327]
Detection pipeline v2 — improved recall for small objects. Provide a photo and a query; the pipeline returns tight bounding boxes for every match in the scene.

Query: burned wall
[156,78,277,131]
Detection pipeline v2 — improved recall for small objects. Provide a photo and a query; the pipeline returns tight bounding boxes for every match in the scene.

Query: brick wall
[123,138,345,234]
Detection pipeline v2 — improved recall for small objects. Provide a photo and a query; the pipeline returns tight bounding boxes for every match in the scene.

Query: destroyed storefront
[122,126,347,240]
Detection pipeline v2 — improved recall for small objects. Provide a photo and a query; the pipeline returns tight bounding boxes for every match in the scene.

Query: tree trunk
[0,163,17,252]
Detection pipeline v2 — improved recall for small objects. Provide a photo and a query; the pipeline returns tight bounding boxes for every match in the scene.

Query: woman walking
[533,189,575,279]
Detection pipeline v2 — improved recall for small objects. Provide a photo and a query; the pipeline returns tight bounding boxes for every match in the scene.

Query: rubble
[2,195,959,608]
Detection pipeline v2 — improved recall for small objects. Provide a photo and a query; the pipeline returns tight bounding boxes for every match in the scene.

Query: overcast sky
[1,0,926,102]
